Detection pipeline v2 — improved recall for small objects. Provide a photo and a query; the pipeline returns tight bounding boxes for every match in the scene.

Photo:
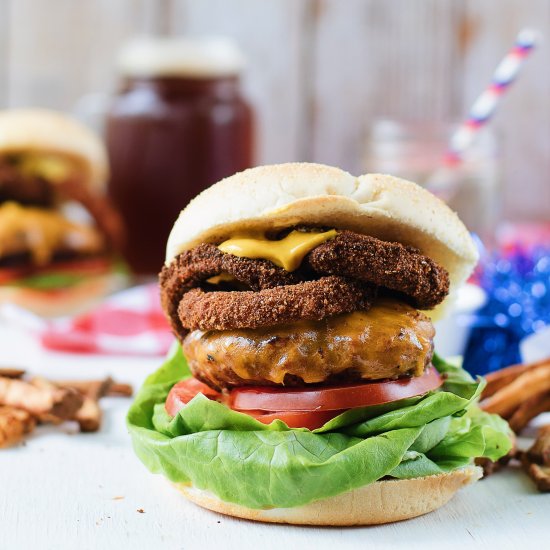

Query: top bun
[166,163,478,292]
[0,108,108,190]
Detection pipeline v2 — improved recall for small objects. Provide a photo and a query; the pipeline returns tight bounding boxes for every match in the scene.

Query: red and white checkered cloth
[40,284,173,355]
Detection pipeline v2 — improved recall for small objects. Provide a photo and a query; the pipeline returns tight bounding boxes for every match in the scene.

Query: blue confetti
[462,246,550,375]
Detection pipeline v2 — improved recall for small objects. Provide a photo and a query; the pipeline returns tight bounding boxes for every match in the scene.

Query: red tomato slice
[164,380,344,430]
[229,367,442,412]
[0,268,21,284]
[165,378,222,415]
[165,368,443,431]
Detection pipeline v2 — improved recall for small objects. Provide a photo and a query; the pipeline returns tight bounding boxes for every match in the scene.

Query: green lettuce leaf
[127,345,513,510]
[11,272,88,290]
[8,256,128,290]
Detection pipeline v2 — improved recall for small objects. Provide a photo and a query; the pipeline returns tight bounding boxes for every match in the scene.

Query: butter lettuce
[127,346,513,510]
[8,258,129,290]
[11,272,88,290]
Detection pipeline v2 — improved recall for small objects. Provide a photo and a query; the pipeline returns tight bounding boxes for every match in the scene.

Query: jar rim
[117,36,246,79]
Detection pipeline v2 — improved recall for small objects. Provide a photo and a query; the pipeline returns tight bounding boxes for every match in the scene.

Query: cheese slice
[218,229,337,271]
[0,202,103,265]
[17,154,73,183]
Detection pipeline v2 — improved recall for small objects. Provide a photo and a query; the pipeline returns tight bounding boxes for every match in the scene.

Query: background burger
[0,108,126,317]
[128,163,512,525]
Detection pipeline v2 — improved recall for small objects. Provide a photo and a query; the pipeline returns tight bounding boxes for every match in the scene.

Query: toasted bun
[0,108,108,191]
[0,272,126,318]
[175,466,481,526]
[166,163,478,293]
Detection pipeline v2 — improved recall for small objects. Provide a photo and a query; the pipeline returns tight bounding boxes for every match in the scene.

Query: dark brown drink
[106,39,254,275]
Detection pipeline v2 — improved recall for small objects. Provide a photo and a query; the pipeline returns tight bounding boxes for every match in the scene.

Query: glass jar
[363,119,500,244]
[106,37,254,275]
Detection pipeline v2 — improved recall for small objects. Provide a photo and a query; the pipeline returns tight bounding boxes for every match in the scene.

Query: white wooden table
[1,321,548,550]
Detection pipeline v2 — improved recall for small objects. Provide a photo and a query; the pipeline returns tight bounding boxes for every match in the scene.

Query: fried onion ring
[160,243,303,335]
[177,276,375,332]
[306,231,449,309]
[160,229,450,335]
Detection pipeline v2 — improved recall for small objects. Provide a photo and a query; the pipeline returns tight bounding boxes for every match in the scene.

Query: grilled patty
[182,299,435,390]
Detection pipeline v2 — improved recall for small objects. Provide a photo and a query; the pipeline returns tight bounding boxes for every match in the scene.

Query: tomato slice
[0,268,21,284]
[229,367,442,412]
[165,368,443,431]
[165,378,222,415]
[164,380,345,431]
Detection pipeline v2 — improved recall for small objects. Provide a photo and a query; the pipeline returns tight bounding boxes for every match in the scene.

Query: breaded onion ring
[177,276,375,332]
[160,243,303,335]
[306,231,449,309]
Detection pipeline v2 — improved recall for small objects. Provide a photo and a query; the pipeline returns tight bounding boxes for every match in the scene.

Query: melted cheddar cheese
[0,202,103,265]
[218,229,337,271]
[17,154,72,183]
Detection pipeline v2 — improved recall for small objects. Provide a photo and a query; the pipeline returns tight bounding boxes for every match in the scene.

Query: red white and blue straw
[445,29,540,165]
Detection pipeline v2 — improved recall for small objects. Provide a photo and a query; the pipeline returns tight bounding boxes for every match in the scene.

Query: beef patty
[182,299,435,390]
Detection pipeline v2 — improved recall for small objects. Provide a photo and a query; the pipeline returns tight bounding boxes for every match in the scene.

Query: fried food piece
[483,358,550,399]
[55,378,113,400]
[160,231,449,334]
[526,425,550,465]
[178,276,375,332]
[183,299,434,389]
[160,243,302,335]
[306,231,449,310]
[0,406,35,448]
[525,463,550,492]
[521,425,550,492]
[480,364,550,417]
[106,382,133,397]
[74,397,102,432]
[0,376,83,421]
[509,391,550,433]
[160,228,450,334]
[0,368,25,379]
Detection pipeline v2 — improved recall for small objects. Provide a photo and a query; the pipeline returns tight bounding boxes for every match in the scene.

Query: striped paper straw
[445,28,540,165]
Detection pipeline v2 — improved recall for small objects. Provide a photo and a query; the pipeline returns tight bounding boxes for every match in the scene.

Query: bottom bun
[0,273,126,318]
[175,466,482,526]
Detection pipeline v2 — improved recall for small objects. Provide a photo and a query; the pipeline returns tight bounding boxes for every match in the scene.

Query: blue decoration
[462,245,550,376]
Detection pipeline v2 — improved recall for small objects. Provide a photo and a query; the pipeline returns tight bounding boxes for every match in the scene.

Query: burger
[128,163,512,525]
[0,109,126,316]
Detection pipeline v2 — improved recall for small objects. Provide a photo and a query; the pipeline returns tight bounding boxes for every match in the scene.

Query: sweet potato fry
[509,392,550,434]
[483,358,550,399]
[0,406,35,448]
[480,364,550,417]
